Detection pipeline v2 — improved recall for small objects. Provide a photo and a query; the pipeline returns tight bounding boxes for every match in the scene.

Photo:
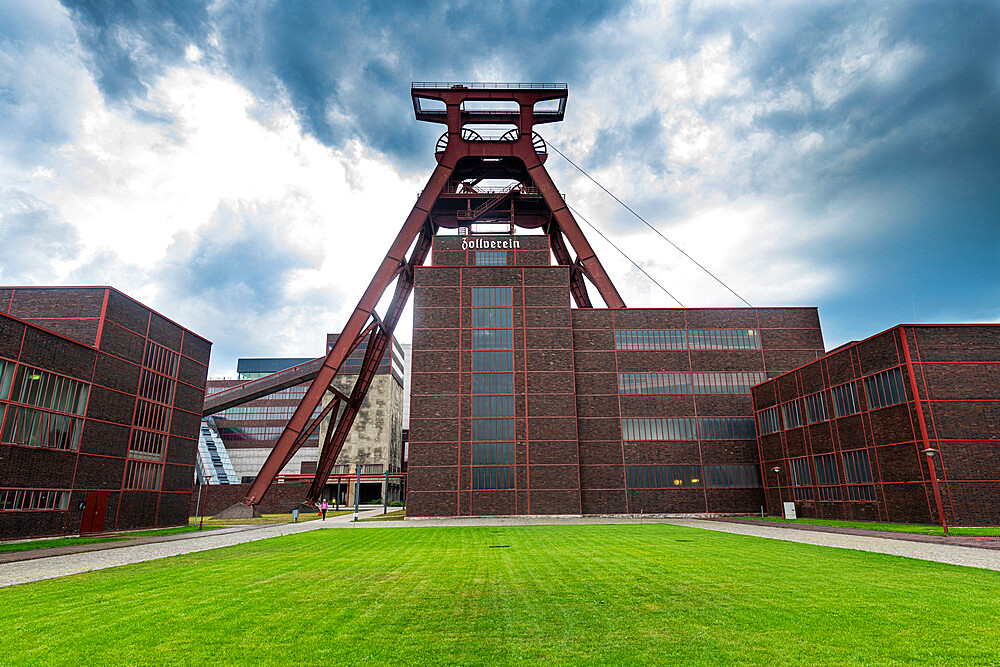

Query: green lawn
[188,511,351,527]
[746,516,1000,536]
[0,525,215,554]
[2,524,999,664]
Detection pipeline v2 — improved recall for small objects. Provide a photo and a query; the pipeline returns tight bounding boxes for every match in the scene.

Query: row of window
[1,405,83,451]
[0,488,71,512]
[143,340,179,378]
[472,287,513,307]
[133,399,171,433]
[218,426,295,440]
[138,368,175,407]
[615,329,762,351]
[787,450,875,502]
[125,459,163,491]
[618,371,767,395]
[471,418,515,441]
[472,373,514,394]
[621,417,756,441]
[757,367,907,435]
[0,360,89,416]
[626,464,762,489]
[472,309,513,329]
[472,350,513,372]
[472,395,515,418]
[129,428,167,462]
[472,465,514,490]
[475,251,508,266]
[472,329,513,350]
[473,441,514,466]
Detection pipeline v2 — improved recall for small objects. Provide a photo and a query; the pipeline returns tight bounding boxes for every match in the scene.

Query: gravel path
[4,513,999,588]
[0,508,384,588]
[665,518,1000,572]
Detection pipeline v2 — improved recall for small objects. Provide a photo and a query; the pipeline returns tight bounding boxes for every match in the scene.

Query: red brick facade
[752,325,1000,526]
[407,235,824,516]
[0,287,209,538]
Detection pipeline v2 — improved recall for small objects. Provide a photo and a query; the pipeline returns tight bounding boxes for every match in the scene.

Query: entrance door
[80,491,109,534]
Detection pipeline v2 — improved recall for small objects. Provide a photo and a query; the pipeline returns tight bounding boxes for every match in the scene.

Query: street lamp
[771,466,782,517]
[922,446,949,535]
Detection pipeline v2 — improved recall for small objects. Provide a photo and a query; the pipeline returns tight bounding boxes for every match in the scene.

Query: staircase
[197,417,239,484]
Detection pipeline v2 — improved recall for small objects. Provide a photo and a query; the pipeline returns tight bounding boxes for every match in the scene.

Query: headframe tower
[203,83,625,509]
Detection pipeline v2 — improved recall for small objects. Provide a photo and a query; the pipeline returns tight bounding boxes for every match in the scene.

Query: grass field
[188,511,351,526]
[2,524,999,664]
[0,525,217,554]
[746,517,1000,536]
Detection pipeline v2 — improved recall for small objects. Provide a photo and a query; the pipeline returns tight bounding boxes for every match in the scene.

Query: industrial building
[0,287,209,538]
[406,234,824,516]
[198,334,405,510]
[753,324,1000,526]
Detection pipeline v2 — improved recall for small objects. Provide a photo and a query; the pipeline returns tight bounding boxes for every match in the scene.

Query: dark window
[625,465,703,489]
[8,364,89,415]
[0,488,71,512]
[471,286,514,490]
[706,465,761,488]
[614,329,761,351]
[780,401,803,429]
[697,417,756,440]
[831,383,860,418]
[757,406,781,435]
[621,418,697,441]
[803,392,829,424]
[789,456,814,501]
[814,453,842,501]
[863,367,906,410]
[842,449,876,501]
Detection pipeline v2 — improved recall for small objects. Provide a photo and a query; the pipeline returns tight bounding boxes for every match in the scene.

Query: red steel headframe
[238,83,625,507]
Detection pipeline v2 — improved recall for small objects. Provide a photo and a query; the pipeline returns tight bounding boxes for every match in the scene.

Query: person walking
[320,499,329,521]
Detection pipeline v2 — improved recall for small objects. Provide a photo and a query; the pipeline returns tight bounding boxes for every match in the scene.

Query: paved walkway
[4,514,1000,588]
[0,508,384,588]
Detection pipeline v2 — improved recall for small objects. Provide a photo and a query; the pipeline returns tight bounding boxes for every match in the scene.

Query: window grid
[0,406,82,451]
[842,448,876,502]
[0,488,71,512]
[789,456,814,501]
[803,392,829,424]
[815,453,842,501]
[6,364,89,416]
[863,367,907,410]
[622,417,755,441]
[475,251,508,266]
[471,287,514,490]
[625,465,703,489]
[706,465,762,488]
[615,329,761,351]
[780,401,803,429]
[125,459,163,491]
[618,371,766,395]
[831,382,860,418]
[757,406,781,435]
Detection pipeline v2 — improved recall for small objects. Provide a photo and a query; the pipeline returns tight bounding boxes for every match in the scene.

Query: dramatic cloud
[2,0,998,372]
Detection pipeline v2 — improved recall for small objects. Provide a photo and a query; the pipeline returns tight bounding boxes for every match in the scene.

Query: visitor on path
[320,500,329,520]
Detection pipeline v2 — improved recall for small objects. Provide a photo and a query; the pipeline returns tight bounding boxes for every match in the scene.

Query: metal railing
[412,82,567,90]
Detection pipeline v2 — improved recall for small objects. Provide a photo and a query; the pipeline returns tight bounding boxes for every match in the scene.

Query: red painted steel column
[242,163,454,505]
[900,326,948,533]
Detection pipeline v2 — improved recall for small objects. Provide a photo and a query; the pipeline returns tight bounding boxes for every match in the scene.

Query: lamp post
[771,466,782,517]
[922,447,949,535]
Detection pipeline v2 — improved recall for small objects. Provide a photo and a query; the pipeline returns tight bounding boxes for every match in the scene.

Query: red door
[80,492,108,534]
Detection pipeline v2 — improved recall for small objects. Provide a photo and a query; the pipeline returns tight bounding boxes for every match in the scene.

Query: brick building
[0,287,210,538]
[752,324,1000,526]
[407,234,825,516]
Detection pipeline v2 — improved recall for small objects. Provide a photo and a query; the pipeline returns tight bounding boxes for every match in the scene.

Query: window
[471,287,514,490]
[789,456,814,501]
[780,401,803,429]
[863,367,906,410]
[706,465,761,488]
[0,488,70,511]
[814,453,842,501]
[697,417,756,440]
[475,251,507,266]
[614,329,761,351]
[625,465,703,489]
[620,372,766,395]
[6,364,89,415]
[803,392,829,424]
[621,418,697,441]
[842,449,876,501]
[125,460,162,491]
[831,383,860,418]
[1,406,82,451]
[0,358,14,400]
[757,406,781,435]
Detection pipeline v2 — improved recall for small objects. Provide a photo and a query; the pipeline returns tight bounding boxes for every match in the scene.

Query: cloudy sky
[2,0,998,376]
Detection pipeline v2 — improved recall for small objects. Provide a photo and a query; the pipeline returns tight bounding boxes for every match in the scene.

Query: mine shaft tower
[203,83,625,509]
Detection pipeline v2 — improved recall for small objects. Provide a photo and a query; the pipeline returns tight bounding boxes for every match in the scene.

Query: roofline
[1,285,212,345]
[0,309,99,352]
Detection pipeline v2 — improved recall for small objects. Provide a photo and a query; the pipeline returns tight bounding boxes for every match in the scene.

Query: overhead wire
[549,141,753,308]
[566,203,685,307]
